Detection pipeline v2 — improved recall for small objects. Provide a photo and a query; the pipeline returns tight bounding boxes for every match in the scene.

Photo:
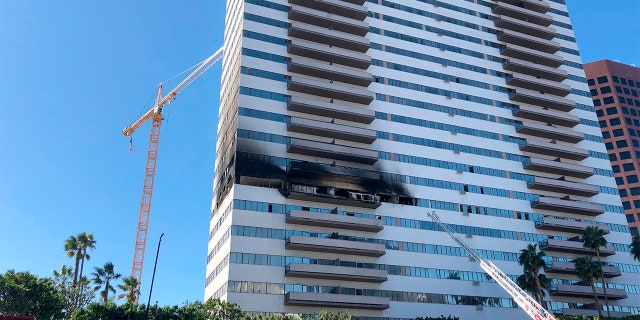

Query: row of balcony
[287,160,379,183]
[284,182,381,208]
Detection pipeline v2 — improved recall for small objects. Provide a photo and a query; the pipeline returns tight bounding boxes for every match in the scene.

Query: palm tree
[63,232,96,287]
[631,236,640,262]
[574,256,604,317]
[582,226,610,316]
[117,275,140,304]
[517,243,548,304]
[92,262,121,303]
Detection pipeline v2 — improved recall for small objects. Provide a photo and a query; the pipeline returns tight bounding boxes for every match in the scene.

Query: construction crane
[426,211,557,320]
[122,46,224,301]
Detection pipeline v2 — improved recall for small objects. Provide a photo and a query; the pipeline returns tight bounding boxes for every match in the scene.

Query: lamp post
[146,233,164,320]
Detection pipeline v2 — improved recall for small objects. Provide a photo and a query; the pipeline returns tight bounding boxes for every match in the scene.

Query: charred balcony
[289,5,369,36]
[520,139,588,160]
[288,39,371,69]
[283,183,381,208]
[286,210,384,232]
[286,235,386,257]
[288,0,368,20]
[492,2,554,26]
[534,217,609,234]
[289,22,370,53]
[285,292,390,310]
[524,157,593,179]
[531,196,605,216]
[288,76,374,104]
[287,160,379,183]
[286,263,388,282]
[495,15,556,39]
[504,58,568,82]
[506,72,571,96]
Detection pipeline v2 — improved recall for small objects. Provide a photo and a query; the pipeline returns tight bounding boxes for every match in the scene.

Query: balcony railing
[286,210,384,232]
[289,22,370,52]
[504,58,568,82]
[512,105,579,127]
[527,176,599,197]
[534,216,609,234]
[288,0,368,20]
[539,238,615,256]
[288,76,374,104]
[523,157,593,178]
[285,292,390,310]
[286,236,386,257]
[287,138,378,164]
[286,263,388,282]
[288,96,375,124]
[287,116,376,144]
[531,196,604,216]
[520,139,588,160]
[515,122,583,143]
[289,4,369,36]
[288,57,372,86]
[284,182,382,208]
[506,73,571,97]
[551,283,627,300]
[288,39,371,69]
[495,14,555,37]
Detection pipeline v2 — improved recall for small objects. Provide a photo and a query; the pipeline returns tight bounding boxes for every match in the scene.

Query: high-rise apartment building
[206,0,640,318]
[584,60,640,238]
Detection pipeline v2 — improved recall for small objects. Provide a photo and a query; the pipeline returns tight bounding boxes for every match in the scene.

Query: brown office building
[584,60,640,237]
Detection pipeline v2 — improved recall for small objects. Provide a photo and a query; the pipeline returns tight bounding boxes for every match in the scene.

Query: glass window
[616,140,628,148]
[601,86,612,94]
[613,129,624,137]
[612,165,621,173]
[605,142,614,150]
[616,177,624,185]
[612,76,619,83]
[630,80,636,87]
[616,86,623,93]
[597,76,609,84]
[624,88,631,95]
[620,189,628,197]
[606,107,618,115]
[626,214,636,223]
[587,79,595,86]
[620,151,632,160]
[603,96,615,104]
[610,118,621,126]
[602,131,611,138]
[621,78,628,85]
[627,175,639,183]
[590,89,599,96]
[593,99,601,106]
[623,163,636,171]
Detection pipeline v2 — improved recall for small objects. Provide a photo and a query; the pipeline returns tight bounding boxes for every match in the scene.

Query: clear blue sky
[0,0,638,307]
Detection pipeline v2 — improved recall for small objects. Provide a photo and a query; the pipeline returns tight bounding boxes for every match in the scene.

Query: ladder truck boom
[426,211,557,320]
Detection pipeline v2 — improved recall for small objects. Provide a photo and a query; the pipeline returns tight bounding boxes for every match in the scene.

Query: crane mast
[426,211,557,320]
[123,46,224,301]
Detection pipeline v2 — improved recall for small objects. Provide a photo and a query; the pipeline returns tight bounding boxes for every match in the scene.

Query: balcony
[509,88,575,111]
[545,261,621,278]
[492,3,554,27]
[288,0,368,20]
[288,39,371,69]
[288,117,376,144]
[288,96,375,124]
[286,236,386,257]
[286,210,384,232]
[289,57,372,86]
[284,183,382,209]
[501,43,563,67]
[498,29,560,53]
[551,284,627,300]
[539,238,615,256]
[494,0,550,14]
[512,105,579,127]
[286,263,388,282]
[527,176,599,197]
[289,22,370,52]
[504,58,568,82]
[531,196,605,216]
[535,217,609,234]
[289,5,369,36]
[287,138,378,164]
[516,122,582,143]
[287,160,379,183]
[524,157,593,178]
[288,76,374,104]
[506,72,571,96]
[520,139,588,160]
[495,15,556,39]
[561,309,631,318]
[285,292,390,310]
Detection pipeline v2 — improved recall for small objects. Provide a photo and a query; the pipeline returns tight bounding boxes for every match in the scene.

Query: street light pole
[146,233,164,320]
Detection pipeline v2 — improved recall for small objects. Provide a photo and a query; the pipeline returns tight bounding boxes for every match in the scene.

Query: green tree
[64,232,96,287]
[203,297,246,319]
[116,275,140,304]
[317,310,357,320]
[574,256,604,318]
[631,236,640,262]
[52,265,97,319]
[0,269,64,319]
[92,262,121,303]
[517,243,549,304]
[582,226,610,317]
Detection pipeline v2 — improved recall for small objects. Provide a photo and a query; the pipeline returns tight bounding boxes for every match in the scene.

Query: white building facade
[206,0,640,318]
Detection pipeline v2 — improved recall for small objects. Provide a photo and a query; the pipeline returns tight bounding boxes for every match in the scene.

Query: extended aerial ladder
[426,211,556,320]
[122,46,224,301]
